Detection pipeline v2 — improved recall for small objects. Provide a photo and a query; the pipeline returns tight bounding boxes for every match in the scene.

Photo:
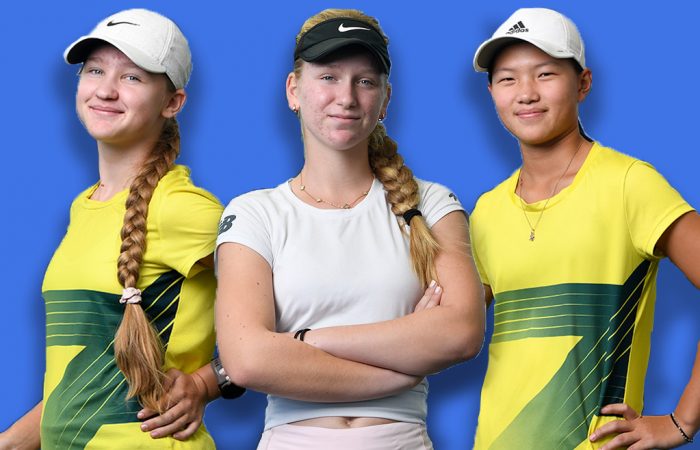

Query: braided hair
[294,9,440,287]
[113,116,180,411]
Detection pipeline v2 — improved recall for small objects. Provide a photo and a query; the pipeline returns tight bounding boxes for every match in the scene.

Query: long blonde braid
[369,122,440,287]
[295,9,440,288]
[114,117,180,411]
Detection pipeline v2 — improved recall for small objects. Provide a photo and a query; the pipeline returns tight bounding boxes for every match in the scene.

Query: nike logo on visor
[338,23,370,32]
[107,20,139,26]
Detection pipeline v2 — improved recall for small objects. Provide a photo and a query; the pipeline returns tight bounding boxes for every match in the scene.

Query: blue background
[1,1,698,449]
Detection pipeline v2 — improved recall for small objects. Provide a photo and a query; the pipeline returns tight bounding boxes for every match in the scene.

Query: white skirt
[257,422,434,450]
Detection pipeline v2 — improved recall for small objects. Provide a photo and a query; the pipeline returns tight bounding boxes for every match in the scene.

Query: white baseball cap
[473,8,585,73]
[64,8,192,89]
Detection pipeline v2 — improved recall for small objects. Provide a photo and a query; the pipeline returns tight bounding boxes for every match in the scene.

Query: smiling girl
[0,9,224,450]
[470,7,700,450]
[215,8,485,450]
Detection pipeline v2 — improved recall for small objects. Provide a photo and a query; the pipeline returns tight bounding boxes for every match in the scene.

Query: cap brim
[473,36,577,72]
[298,37,390,74]
[64,36,166,75]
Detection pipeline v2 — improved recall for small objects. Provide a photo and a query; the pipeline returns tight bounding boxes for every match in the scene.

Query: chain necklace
[517,140,584,242]
[298,172,373,209]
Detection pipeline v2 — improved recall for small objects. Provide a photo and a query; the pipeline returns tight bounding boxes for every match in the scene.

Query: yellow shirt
[470,143,694,449]
[41,165,222,450]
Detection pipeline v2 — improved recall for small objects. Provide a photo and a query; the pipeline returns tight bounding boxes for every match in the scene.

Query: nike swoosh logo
[338,23,371,32]
[107,20,139,27]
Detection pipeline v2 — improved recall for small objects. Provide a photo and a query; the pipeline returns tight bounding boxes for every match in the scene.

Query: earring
[291,106,299,114]
[378,112,386,122]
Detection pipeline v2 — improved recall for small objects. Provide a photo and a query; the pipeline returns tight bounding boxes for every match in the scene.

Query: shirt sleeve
[623,160,695,260]
[418,180,466,228]
[157,185,223,278]
[468,198,490,287]
[216,192,274,269]
[470,237,489,288]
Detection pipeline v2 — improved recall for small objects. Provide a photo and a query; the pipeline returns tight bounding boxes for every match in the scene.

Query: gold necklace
[517,140,584,242]
[298,172,373,209]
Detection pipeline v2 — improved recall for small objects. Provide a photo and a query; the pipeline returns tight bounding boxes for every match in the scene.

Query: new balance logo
[218,215,236,234]
[506,21,528,34]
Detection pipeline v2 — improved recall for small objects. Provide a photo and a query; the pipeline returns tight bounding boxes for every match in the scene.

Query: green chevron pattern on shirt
[41,270,183,450]
[488,260,651,449]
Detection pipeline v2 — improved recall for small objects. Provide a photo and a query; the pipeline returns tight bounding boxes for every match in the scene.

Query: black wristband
[294,328,311,342]
[670,412,694,443]
[402,208,422,225]
[211,357,246,400]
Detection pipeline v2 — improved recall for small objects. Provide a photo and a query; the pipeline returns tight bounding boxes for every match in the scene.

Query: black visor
[294,18,391,74]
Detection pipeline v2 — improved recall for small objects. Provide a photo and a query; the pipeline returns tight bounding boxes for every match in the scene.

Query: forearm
[305,303,484,376]
[1,402,42,450]
[219,329,419,403]
[216,242,420,403]
[672,342,700,439]
[662,212,700,436]
[300,210,483,376]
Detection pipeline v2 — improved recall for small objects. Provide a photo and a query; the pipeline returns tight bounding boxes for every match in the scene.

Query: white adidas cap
[64,8,192,89]
[473,8,585,73]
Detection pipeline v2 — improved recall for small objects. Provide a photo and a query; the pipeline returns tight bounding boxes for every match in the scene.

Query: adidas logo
[506,21,528,34]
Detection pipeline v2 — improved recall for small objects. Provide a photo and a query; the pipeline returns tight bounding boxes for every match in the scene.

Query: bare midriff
[290,417,398,428]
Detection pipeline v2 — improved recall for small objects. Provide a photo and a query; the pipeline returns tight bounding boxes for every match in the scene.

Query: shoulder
[589,142,647,174]
[472,170,517,218]
[153,165,221,207]
[415,178,465,227]
[216,184,288,267]
[222,182,288,216]
[581,143,670,197]
[219,182,291,232]
[151,165,223,232]
[416,178,457,200]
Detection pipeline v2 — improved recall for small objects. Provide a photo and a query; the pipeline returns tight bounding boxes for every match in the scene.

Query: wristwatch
[211,357,246,399]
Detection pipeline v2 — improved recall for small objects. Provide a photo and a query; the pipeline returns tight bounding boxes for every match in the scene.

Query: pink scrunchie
[119,287,142,305]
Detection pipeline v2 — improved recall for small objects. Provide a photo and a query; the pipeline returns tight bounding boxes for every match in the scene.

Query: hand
[413,280,443,312]
[137,368,208,440]
[590,403,690,449]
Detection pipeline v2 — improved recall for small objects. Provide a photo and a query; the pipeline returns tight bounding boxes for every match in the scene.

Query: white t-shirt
[217,177,464,429]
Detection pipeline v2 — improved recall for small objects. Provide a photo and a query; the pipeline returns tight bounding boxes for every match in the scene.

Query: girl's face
[488,42,591,147]
[287,50,390,153]
[76,45,183,148]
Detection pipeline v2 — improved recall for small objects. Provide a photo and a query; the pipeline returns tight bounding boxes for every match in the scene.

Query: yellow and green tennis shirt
[40,165,222,450]
[470,143,694,450]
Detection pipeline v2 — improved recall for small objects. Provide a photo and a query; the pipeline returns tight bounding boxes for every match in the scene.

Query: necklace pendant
[342,204,350,209]
[529,230,535,241]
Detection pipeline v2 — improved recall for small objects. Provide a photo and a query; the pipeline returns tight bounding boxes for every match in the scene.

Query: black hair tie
[294,328,311,342]
[403,209,422,225]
